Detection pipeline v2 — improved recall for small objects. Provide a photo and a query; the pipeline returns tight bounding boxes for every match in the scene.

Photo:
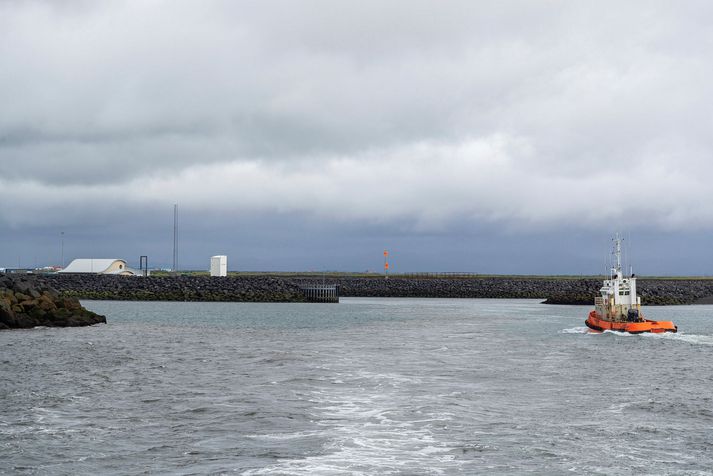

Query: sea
[2,298,713,475]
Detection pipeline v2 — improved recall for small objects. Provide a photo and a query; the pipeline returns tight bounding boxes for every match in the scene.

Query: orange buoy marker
[585,234,677,334]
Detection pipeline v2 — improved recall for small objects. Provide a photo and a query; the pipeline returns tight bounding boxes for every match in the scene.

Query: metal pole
[60,231,64,268]
[172,204,178,273]
[140,255,148,277]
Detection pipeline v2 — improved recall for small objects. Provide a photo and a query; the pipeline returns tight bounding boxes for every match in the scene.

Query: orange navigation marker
[384,250,389,279]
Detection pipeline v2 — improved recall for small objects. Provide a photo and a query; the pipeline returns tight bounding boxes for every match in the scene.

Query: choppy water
[2,298,713,475]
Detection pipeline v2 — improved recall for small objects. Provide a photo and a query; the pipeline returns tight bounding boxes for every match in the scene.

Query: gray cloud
[2,1,713,270]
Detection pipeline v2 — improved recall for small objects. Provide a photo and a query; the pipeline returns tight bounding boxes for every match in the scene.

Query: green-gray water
[2,298,712,474]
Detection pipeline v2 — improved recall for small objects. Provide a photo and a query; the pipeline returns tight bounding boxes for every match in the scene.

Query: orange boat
[584,234,677,334]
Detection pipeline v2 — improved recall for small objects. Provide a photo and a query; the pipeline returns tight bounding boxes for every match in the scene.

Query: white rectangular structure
[210,255,227,277]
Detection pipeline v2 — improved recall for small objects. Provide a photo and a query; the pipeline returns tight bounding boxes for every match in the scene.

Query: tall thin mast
[172,204,178,272]
[613,232,622,279]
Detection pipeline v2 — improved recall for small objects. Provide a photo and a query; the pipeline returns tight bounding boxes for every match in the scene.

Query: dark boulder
[0,276,106,330]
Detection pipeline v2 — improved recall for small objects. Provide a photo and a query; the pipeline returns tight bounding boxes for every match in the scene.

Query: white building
[210,255,228,277]
[59,259,138,276]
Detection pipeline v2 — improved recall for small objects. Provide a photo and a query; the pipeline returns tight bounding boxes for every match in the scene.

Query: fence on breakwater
[400,272,481,279]
[300,284,340,303]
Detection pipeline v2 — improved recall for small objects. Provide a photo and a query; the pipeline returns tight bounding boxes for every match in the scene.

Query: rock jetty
[0,275,106,330]
[7,274,713,306]
[40,274,307,302]
[306,276,713,305]
[540,278,713,305]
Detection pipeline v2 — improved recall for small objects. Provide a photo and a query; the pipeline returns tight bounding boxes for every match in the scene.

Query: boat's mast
[613,233,622,280]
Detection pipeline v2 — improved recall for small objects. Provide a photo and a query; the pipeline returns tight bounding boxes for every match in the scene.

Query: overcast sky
[2,1,713,274]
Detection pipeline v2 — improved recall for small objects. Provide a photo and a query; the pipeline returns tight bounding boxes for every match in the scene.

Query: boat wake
[564,328,713,346]
[559,327,591,334]
[610,330,713,346]
[561,327,713,345]
[242,368,462,475]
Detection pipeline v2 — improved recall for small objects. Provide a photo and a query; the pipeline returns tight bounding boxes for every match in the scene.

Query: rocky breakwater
[0,275,106,330]
[329,276,575,299]
[314,276,713,305]
[15,274,713,306]
[543,278,713,305]
[41,274,307,302]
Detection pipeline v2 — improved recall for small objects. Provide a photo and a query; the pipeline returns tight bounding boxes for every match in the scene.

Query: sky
[2,1,713,274]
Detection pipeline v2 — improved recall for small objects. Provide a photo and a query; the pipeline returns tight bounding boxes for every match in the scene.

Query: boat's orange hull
[585,310,677,334]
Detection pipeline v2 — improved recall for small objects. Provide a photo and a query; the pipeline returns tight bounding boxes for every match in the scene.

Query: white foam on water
[242,369,463,475]
[243,430,327,441]
[602,329,635,337]
[640,331,713,346]
[597,329,713,345]
[559,327,590,334]
[356,370,424,386]
[607,402,634,414]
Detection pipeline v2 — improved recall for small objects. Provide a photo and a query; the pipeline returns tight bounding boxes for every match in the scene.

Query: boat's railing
[594,296,604,306]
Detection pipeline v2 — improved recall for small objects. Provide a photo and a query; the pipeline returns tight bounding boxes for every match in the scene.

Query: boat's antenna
[613,232,622,279]
[621,231,625,278]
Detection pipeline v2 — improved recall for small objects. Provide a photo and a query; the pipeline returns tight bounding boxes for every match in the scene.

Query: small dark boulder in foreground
[0,275,106,330]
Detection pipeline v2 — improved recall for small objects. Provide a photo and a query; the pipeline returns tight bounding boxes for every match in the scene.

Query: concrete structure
[210,255,228,277]
[59,259,138,276]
